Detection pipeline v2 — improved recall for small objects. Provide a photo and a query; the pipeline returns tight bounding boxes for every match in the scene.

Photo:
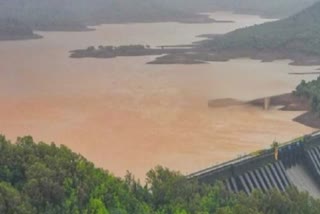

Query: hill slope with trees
[197,1,320,65]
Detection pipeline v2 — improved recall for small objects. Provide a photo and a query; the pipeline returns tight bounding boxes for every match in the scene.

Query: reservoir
[0,12,317,179]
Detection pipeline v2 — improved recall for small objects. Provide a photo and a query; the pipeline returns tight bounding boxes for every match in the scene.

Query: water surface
[0,12,316,178]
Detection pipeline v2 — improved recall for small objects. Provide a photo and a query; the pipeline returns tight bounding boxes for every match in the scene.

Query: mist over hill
[159,0,318,18]
[0,0,209,40]
[0,0,318,40]
[0,0,210,32]
[0,18,41,40]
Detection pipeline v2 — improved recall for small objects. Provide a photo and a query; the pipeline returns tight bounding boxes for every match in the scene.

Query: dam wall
[189,131,320,197]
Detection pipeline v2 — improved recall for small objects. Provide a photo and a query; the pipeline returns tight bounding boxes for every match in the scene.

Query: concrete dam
[188,131,320,198]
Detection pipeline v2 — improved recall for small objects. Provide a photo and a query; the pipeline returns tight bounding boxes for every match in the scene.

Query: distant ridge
[0,0,318,40]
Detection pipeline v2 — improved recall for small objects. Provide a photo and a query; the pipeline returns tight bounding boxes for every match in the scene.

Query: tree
[0,182,33,214]
[87,198,109,214]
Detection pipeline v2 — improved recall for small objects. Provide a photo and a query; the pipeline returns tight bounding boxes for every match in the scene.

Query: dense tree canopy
[1,135,320,213]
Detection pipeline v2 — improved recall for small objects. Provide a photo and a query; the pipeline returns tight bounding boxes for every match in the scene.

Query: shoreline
[0,33,43,41]
[0,14,232,42]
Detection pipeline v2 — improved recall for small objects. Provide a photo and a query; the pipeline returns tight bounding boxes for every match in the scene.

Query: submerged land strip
[289,72,320,75]
[209,92,320,129]
[0,33,42,41]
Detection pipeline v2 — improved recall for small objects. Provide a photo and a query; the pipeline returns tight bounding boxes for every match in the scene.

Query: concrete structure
[188,131,320,198]
[264,97,271,110]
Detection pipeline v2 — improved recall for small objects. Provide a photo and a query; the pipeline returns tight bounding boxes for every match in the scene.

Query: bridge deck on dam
[189,131,320,198]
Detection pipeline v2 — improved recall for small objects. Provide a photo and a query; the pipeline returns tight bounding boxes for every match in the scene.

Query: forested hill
[1,136,320,213]
[203,1,320,62]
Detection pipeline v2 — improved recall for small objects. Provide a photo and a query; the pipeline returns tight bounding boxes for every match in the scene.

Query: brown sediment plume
[208,98,243,108]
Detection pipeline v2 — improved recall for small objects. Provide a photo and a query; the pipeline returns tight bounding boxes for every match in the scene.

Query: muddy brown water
[0,12,317,179]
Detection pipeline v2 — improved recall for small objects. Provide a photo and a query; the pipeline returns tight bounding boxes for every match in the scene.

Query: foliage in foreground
[0,136,320,214]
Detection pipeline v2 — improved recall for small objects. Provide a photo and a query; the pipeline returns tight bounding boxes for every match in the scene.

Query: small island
[70,45,191,59]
